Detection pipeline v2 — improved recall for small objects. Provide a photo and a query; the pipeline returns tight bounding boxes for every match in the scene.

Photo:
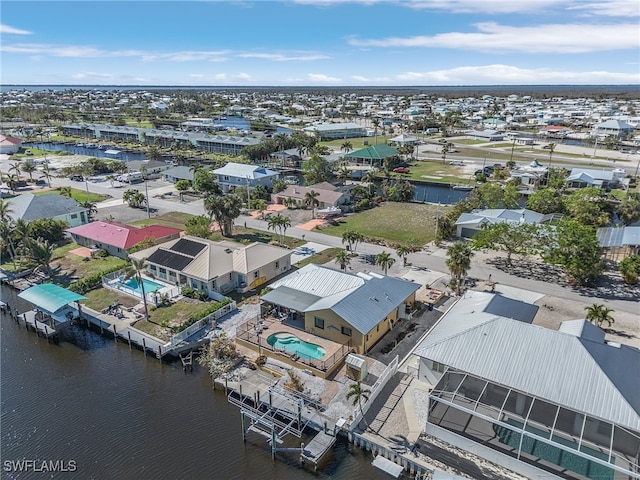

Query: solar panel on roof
[170,238,206,256]
[147,249,192,271]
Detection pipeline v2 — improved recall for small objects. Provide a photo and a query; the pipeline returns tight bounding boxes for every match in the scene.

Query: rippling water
[1,285,388,480]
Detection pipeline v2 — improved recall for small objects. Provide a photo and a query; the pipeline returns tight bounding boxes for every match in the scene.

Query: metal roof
[261,286,320,312]
[416,312,640,431]
[8,193,87,222]
[597,226,640,248]
[18,284,86,314]
[268,264,364,298]
[345,144,398,160]
[212,162,279,179]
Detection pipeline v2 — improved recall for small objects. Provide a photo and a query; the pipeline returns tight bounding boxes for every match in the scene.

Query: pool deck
[258,318,345,362]
[236,317,351,378]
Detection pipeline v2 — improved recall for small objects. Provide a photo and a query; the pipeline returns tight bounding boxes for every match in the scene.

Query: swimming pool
[266,332,326,360]
[119,277,163,295]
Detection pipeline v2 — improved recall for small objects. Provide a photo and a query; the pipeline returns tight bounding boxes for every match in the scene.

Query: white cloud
[568,1,640,17]
[307,73,342,83]
[348,22,640,53]
[141,51,230,62]
[0,24,32,35]
[292,0,639,15]
[237,52,329,61]
[394,64,640,85]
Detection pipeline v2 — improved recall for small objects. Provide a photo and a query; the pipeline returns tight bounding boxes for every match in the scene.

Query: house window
[254,271,259,279]
[314,317,325,329]
[432,361,446,373]
[150,265,157,272]
[275,261,279,269]
[71,213,78,219]
[159,268,166,275]
[341,326,352,337]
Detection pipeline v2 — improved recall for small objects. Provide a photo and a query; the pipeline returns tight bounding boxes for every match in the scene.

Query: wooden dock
[21,310,59,341]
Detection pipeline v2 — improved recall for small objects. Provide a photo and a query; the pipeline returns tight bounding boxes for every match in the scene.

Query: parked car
[393,167,410,173]
[69,174,84,181]
[450,160,464,166]
[24,149,33,155]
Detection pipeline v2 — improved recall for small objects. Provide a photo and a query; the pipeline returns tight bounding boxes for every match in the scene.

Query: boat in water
[452,184,475,191]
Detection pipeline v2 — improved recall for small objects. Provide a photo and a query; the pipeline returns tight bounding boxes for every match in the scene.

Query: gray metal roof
[330,276,420,334]
[455,208,545,227]
[212,162,279,179]
[261,286,320,312]
[416,312,640,431]
[268,264,364,298]
[8,193,87,222]
[597,226,640,247]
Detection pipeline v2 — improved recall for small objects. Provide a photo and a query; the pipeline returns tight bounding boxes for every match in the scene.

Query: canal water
[0,283,389,480]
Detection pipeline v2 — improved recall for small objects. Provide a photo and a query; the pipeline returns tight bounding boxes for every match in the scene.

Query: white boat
[317,206,342,217]
[452,184,475,191]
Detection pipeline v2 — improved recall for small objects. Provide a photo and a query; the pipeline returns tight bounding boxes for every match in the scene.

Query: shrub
[68,263,128,294]
[175,298,233,332]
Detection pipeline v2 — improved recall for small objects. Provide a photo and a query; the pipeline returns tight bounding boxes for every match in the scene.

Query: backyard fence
[350,355,399,431]
[168,300,236,347]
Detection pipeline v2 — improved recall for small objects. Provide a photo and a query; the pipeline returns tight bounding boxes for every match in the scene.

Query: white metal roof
[416,315,640,431]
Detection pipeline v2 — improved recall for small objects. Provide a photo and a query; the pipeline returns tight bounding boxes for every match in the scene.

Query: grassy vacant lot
[83,288,139,312]
[134,300,211,340]
[50,242,128,285]
[129,211,196,229]
[34,187,109,203]
[294,247,341,268]
[394,160,474,183]
[320,136,392,150]
[320,202,450,246]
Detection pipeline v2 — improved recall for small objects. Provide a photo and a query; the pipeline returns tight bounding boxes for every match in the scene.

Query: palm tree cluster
[445,241,474,295]
[0,199,60,275]
[122,189,147,209]
[266,213,292,245]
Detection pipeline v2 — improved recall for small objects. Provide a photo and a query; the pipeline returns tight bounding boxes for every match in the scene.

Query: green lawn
[33,187,109,203]
[392,160,475,184]
[50,242,129,285]
[129,211,196,229]
[320,202,449,246]
[455,139,489,145]
[83,288,140,312]
[294,247,341,268]
[320,136,392,150]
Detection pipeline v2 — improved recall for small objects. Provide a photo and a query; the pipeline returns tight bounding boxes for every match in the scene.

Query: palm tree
[372,118,380,144]
[375,251,396,275]
[396,245,411,267]
[203,193,243,237]
[446,241,474,295]
[336,166,351,184]
[39,164,53,188]
[335,249,351,271]
[304,190,320,218]
[441,142,450,164]
[346,381,371,430]
[27,237,55,277]
[124,257,152,323]
[341,141,353,153]
[106,174,115,188]
[0,200,17,270]
[8,161,21,183]
[547,142,556,169]
[584,304,615,329]
[21,161,37,183]
[341,230,364,253]
[78,200,98,221]
[60,186,73,198]
[0,198,12,221]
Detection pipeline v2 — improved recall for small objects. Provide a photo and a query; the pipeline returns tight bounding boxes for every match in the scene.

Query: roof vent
[100,224,106,227]
[225,248,232,253]
[116,228,122,231]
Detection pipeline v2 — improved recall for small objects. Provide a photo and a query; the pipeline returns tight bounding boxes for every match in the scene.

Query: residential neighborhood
[1,86,639,480]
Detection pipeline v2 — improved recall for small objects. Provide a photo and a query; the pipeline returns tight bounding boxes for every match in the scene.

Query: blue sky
[1,0,639,86]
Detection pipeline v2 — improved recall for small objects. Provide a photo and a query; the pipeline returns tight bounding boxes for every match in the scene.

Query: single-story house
[130,236,292,296]
[344,144,399,167]
[7,193,89,227]
[464,129,504,141]
[212,162,280,194]
[162,166,194,184]
[0,135,22,154]
[67,222,183,258]
[566,168,626,189]
[271,182,349,209]
[302,122,367,140]
[454,208,554,238]
[597,226,640,261]
[261,264,420,354]
[413,290,639,480]
[389,133,419,146]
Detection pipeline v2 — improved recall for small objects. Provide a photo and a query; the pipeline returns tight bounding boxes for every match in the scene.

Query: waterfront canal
[0,284,389,480]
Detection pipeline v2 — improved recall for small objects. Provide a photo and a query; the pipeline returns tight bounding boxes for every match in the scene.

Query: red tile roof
[0,135,23,145]
[67,222,183,249]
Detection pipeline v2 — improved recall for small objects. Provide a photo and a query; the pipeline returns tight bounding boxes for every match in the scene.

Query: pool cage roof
[429,368,640,479]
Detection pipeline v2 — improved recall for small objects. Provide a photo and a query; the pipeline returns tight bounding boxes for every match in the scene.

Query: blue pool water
[266,332,326,360]
[120,277,163,294]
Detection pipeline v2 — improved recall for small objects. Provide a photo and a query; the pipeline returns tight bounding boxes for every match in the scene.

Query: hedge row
[68,262,129,294]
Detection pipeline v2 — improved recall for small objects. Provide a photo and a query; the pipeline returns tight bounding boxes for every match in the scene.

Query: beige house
[130,236,292,296]
[261,264,420,354]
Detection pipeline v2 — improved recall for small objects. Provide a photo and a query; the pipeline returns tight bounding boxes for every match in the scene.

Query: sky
[1,0,639,86]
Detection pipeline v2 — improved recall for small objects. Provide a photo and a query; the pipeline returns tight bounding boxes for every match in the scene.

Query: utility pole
[144,175,150,219]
